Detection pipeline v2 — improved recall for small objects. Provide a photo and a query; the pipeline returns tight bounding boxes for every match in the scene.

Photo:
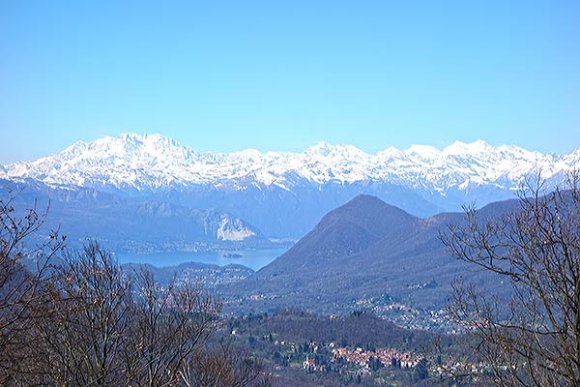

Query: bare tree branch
[441,172,580,386]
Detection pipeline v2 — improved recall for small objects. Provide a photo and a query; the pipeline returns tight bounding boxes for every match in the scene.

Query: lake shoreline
[116,246,289,271]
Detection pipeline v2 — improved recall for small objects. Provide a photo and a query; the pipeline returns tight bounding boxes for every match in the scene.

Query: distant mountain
[260,195,417,270]
[3,134,576,191]
[221,195,517,318]
[0,179,267,253]
[1,133,577,238]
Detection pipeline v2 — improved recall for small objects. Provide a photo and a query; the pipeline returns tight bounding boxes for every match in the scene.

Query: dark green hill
[258,194,419,276]
[221,195,518,320]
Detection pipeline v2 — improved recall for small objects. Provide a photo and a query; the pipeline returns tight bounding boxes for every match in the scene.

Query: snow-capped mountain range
[1,133,578,239]
[2,133,578,193]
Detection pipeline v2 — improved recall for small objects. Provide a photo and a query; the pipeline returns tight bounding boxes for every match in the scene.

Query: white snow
[1,133,577,193]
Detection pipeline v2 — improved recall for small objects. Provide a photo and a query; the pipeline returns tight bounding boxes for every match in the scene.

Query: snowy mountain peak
[305,142,332,155]
[232,148,263,159]
[443,140,492,155]
[305,142,364,158]
[405,144,441,155]
[1,133,578,193]
[404,144,442,161]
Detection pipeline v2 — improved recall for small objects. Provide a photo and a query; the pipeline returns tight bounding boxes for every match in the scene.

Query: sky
[1,1,580,164]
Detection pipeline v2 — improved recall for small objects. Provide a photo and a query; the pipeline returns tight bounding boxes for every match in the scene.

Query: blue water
[117,247,288,271]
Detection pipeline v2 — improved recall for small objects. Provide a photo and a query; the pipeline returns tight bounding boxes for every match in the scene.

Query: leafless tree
[29,243,265,387]
[441,173,580,386]
[0,193,65,384]
[123,269,220,386]
[36,242,132,386]
[179,341,268,387]
[1,191,266,386]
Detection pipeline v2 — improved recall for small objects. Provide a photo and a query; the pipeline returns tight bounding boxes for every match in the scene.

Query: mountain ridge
[222,194,516,321]
[0,178,268,253]
[2,133,577,238]
[2,133,577,192]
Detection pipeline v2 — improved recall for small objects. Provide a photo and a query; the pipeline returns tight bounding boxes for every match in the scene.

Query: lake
[116,247,289,271]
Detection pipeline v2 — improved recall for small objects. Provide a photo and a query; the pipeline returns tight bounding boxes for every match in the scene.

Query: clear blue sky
[1,1,579,163]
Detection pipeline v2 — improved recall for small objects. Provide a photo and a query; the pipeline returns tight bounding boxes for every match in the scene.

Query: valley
[1,134,578,385]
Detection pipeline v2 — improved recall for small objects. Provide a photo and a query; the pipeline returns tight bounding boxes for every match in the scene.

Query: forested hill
[220,194,519,321]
